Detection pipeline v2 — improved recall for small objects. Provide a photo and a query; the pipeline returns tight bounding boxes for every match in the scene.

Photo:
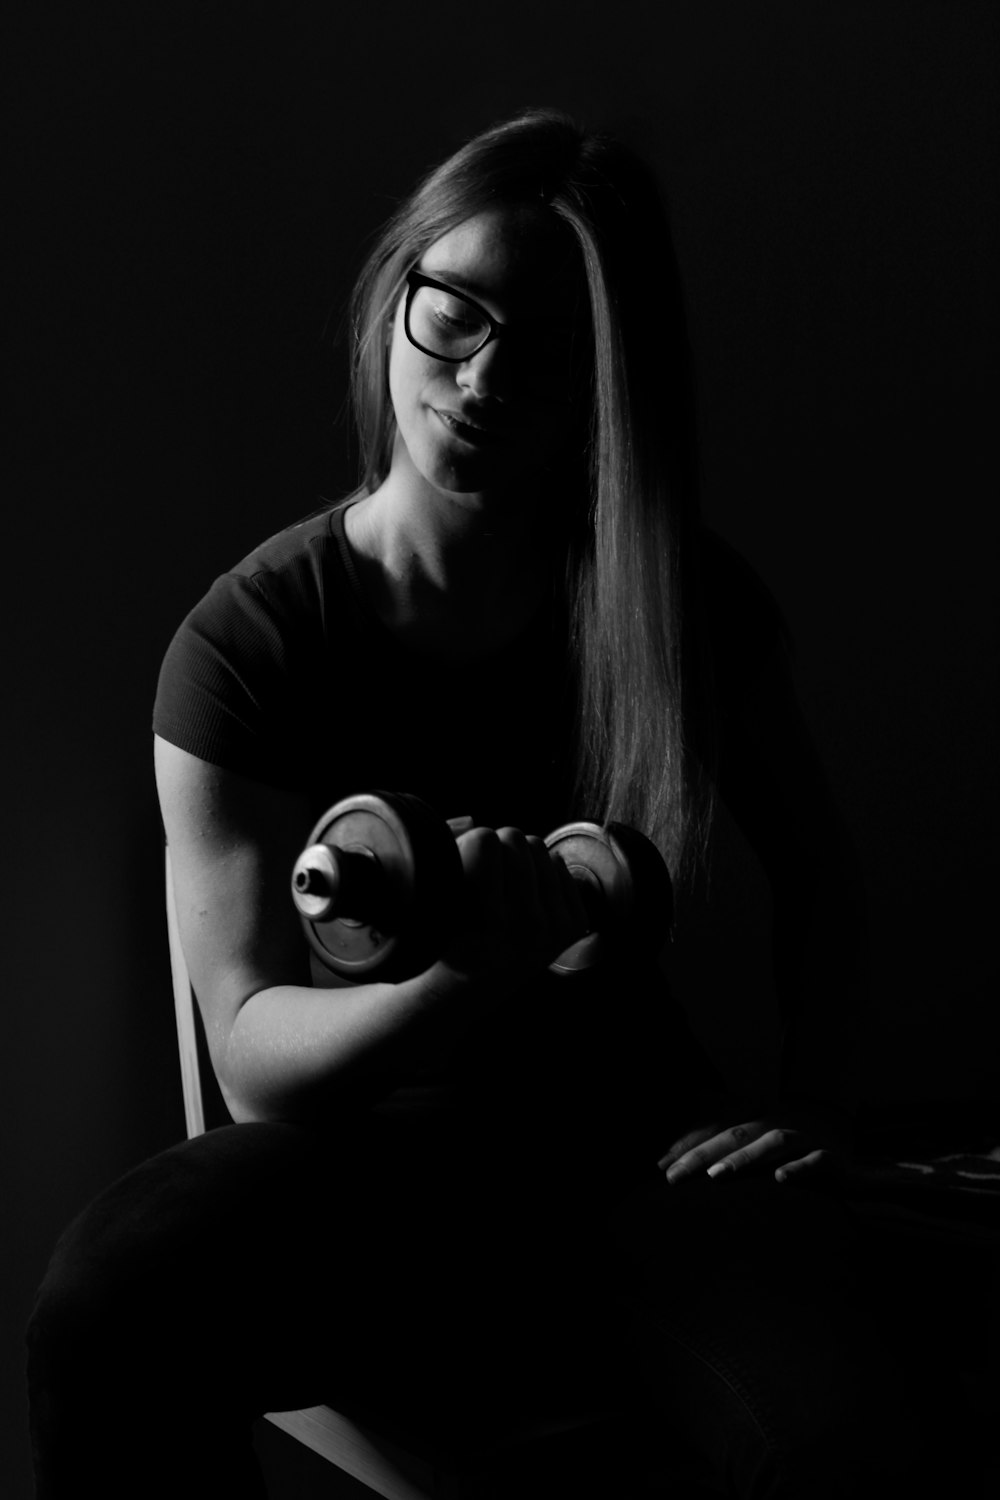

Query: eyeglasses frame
[402,269,511,364]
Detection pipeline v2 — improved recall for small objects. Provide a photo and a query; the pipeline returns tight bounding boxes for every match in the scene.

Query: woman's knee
[635,1316,923,1500]
[606,1179,925,1498]
[27,1124,332,1386]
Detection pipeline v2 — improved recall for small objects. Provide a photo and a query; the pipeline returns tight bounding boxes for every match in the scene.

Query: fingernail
[706,1161,733,1179]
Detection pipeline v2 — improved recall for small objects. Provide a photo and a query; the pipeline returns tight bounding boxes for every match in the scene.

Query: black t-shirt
[153,497,798,1162]
[154,498,786,829]
[154,499,579,835]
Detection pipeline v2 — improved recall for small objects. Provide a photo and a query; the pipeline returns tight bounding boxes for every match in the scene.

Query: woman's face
[386,203,587,500]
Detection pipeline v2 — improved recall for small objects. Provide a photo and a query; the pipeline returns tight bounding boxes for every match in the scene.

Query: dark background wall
[6,2,997,1491]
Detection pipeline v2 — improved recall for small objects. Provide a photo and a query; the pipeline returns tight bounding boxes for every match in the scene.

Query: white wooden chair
[165,850,637,1498]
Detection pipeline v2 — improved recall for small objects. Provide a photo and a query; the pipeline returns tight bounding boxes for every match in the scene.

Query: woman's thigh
[32,1116,928,1498]
[27,1116,541,1496]
[28,1115,509,1403]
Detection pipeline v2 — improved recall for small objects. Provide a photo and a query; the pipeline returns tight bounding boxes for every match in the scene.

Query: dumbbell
[542,820,673,976]
[291,791,673,983]
[290,791,464,983]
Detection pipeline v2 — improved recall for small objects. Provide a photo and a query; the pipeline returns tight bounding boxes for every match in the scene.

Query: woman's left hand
[658,1107,852,1186]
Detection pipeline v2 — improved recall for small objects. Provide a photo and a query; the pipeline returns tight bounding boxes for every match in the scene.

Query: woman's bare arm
[155,736,585,1125]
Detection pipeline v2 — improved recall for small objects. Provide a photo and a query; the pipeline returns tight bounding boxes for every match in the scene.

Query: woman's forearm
[215,961,497,1124]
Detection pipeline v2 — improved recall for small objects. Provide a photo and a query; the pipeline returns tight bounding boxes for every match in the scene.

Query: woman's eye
[431,297,480,331]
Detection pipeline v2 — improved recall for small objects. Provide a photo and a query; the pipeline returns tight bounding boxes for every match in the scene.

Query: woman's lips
[433,409,509,446]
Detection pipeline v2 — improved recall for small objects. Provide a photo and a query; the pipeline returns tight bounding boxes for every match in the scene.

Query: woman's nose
[455,338,512,401]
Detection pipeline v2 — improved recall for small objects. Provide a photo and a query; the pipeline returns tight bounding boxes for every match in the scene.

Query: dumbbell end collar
[291,842,384,925]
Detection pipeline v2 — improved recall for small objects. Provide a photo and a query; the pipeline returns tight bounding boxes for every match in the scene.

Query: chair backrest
[165,847,231,1136]
[165,847,207,1139]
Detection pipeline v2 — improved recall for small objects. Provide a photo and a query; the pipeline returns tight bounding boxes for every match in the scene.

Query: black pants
[27,1112,922,1498]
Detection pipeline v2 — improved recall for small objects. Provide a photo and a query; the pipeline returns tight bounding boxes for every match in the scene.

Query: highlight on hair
[348,108,716,886]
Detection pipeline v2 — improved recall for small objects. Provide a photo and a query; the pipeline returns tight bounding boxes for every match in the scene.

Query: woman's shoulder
[157,495,363,701]
[223,496,355,593]
[179,495,371,647]
[152,496,363,790]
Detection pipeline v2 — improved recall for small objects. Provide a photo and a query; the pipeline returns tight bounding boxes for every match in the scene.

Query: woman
[28,109,917,1497]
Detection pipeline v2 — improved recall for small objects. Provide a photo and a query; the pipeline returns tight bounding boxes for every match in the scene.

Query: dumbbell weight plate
[602,821,675,949]
[545,820,673,975]
[292,791,463,982]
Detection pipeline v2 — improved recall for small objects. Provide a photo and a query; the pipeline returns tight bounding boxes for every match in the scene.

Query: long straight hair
[348,109,716,885]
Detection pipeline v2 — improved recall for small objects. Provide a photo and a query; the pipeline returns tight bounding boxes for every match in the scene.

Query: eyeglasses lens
[408,284,490,359]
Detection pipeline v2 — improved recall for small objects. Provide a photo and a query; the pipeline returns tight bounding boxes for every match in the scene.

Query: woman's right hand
[442,826,590,982]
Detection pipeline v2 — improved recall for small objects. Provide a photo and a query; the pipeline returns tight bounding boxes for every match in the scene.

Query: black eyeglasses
[403,270,511,363]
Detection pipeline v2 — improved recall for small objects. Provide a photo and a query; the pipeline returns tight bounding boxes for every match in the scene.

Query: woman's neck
[344,466,552,660]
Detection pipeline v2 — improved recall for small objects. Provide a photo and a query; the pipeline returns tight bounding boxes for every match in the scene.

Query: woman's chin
[421,451,514,499]
[398,428,540,501]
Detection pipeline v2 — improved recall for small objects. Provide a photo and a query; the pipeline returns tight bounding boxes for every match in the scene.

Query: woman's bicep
[154,735,314,1046]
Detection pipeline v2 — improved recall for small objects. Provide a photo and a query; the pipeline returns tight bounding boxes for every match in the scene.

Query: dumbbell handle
[440,818,607,938]
[293,837,601,965]
[292,822,591,915]
[444,819,610,962]
[293,795,670,983]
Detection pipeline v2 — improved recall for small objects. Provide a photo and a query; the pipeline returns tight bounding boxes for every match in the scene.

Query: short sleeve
[152,568,318,791]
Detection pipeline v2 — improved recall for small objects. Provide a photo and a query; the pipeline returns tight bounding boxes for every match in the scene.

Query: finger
[664,1122,768,1183]
[454,824,499,867]
[657,1125,727,1172]
[526,837,589,948]
[774,1150,832,1184]
[495,827,545,926]
[705,1127,796,1179]
[454,827,504,916]
[524,834,566,917]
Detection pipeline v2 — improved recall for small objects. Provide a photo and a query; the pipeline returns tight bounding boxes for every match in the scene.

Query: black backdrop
[6,2,997,1491]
